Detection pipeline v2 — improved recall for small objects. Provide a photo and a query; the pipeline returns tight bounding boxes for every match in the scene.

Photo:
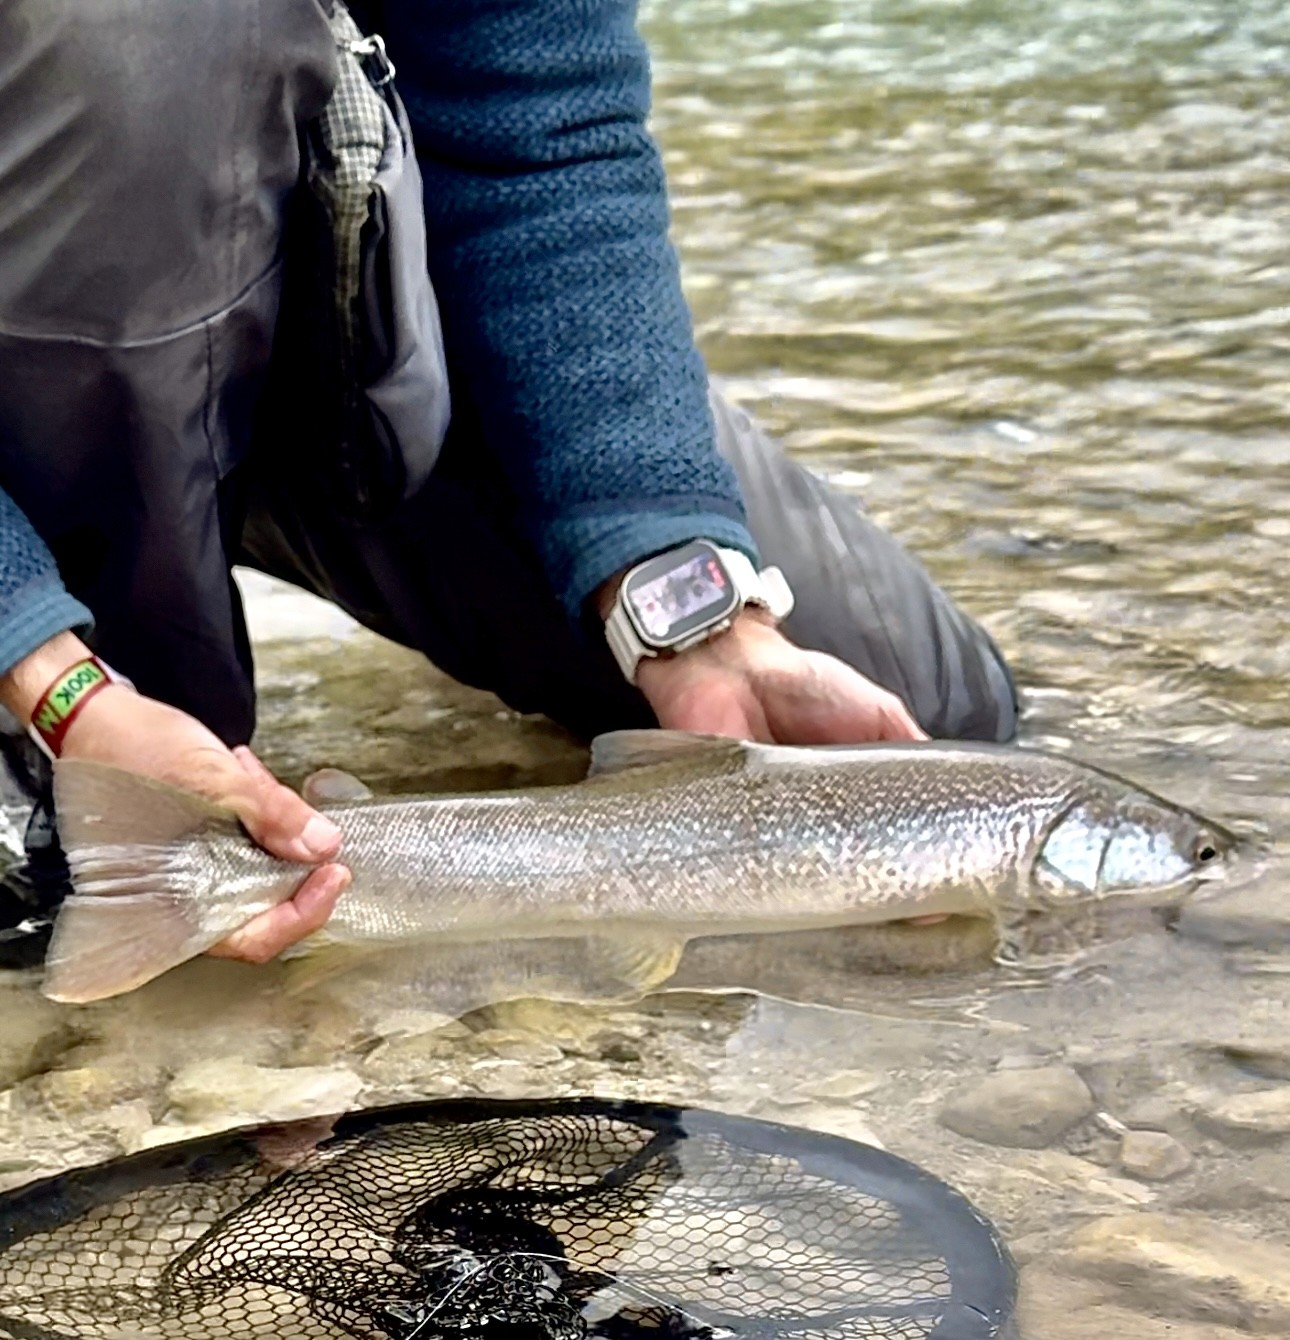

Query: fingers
[232,746,344,863]
[762,651,926,745]
[657,683,769,741]
[873,695,929,743]
[206,863,351,964]
[810,654,929,743]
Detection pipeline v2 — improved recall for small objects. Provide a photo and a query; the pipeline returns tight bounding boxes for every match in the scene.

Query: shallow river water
[2,2,1290,1337]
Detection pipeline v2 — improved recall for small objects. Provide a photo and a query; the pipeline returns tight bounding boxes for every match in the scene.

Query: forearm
[0,488,92,721]
[383,0,757,615]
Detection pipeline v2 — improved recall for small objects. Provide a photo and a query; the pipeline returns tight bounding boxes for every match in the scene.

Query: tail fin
[43,761,245,1004]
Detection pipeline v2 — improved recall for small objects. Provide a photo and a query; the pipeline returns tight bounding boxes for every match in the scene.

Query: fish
[39,730,1234,1005]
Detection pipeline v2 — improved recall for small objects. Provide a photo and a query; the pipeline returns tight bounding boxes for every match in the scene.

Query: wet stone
[30,1065,154,1117]
[472,1030,565,1066]
[938,1065,1095,1149]
[1120,1092,1188,1134]
[1205,1039,1290,1082]
[1058,1212,1290,1334]
[0,987,77,1089]
[802,1069,883,1102]
[166,1059,362,1124]
[465,1059,565,1099]
[1118,1130,1194,1182]
[1018,1265,1257,1340]
[1182,1151,1290,1212]
[1016,1150,1155,1207]
[1192,1087,1290,1146]
[101,1101,157,1154]
[593,1032,644,1064]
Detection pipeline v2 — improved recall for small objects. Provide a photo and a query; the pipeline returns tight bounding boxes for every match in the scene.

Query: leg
[242,389,1017,743]
[0,0,337,954]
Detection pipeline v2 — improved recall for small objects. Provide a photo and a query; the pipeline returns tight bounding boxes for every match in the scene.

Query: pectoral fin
[586,929,687,994]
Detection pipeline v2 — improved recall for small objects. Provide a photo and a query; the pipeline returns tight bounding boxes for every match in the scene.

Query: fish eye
[1192,835,1220,864]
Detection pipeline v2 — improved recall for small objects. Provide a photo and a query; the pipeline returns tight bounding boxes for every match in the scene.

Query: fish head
[1027,785,1234,910]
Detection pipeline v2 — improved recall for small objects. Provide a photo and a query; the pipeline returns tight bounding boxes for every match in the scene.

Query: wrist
[592,571,627,625]
[599,541,792,688]
[0,630,94,725]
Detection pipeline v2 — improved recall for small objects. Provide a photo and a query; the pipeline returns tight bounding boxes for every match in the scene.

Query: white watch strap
[604,545,795,684]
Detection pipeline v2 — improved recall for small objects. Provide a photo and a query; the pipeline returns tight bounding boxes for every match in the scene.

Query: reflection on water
[2,1,1289,1336]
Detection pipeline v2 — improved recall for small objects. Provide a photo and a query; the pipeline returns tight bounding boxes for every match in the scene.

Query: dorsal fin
[587,730,751,778]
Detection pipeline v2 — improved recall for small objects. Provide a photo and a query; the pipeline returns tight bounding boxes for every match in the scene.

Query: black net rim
[0,1097,1016,1339]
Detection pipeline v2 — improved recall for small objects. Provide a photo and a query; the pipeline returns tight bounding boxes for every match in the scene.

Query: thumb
[231,746,343,863]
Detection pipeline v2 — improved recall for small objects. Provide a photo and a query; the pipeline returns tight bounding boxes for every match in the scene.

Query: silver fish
[41,730,1233,1004]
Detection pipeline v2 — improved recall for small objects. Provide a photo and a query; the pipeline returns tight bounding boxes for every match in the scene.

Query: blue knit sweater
[0,0,754,677]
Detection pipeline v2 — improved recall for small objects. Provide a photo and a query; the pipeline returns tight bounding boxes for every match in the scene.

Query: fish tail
[42,761,245,1004]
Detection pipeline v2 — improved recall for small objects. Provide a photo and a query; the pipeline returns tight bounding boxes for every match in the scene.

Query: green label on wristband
[32,661,108,735]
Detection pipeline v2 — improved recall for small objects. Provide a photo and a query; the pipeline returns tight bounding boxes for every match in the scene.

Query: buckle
[345,32,396,88]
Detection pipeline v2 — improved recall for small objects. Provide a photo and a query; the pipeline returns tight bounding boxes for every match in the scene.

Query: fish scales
[313,750,1076,939]
[40,733,1232,1003]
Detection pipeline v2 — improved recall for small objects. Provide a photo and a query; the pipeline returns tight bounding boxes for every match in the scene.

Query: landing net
[0,1099,1015,1340]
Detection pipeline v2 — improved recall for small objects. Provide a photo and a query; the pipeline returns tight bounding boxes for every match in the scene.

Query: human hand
[635,611,927,745]
[2,633,350,962]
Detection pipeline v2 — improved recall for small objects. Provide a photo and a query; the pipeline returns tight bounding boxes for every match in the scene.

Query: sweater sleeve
[0,488,92,680]
[379,0,759,618]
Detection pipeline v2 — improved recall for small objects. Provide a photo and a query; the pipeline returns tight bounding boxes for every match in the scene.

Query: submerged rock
[1181,1151,1290,1212]
[166,1059,362,1124]
[1192,1088,1290,1146]
[938,1066,1094,1148]
[1205,1039,1290,1082]
[803,1069,884,1102]
[1059,1212,1290,1334]
[0,987,77,1089]
[1118,1130,1194,1182]
[472,1030,565,1066]
[1017,1265,1258,1340]
[30,1065,153,1117]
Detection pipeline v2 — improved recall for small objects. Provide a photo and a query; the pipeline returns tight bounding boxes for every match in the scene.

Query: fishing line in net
[0,1099,1016,1340]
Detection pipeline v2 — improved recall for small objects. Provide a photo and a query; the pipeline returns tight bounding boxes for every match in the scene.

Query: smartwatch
[604,539,794,684]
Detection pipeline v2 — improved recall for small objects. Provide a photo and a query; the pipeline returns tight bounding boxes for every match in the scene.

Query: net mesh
[0,1101,1012,1340]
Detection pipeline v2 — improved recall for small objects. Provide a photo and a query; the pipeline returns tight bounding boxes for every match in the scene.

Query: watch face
[623,541,740,648]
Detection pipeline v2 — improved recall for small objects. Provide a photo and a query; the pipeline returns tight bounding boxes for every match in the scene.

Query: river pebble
[1118,1130,1194,1182]
[1058,1212,1290,1334]
[938,1065,1094,1148]
[166,1059,362,1124]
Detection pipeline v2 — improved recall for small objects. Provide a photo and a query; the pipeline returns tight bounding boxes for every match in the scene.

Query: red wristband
[28,657,114,758]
